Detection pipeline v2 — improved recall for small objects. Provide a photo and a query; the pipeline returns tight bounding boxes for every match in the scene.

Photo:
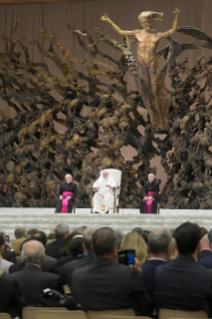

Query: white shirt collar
[149,257,166,262]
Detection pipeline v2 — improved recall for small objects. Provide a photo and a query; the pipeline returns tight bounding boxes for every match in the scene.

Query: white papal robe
[93,173,117,214]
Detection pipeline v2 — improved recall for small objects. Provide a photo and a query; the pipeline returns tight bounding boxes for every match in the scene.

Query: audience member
[115,229,124,249]
[9,231,58,274]
[46,224,70,258]
[155,222,212,317]
[7,240,61,305]
[141,230,150,244]
[0,270,25,318]
[47,224,57,240]
[27,229,39,238]
[120,232,148,264]
[0,231,17,262]
[169,238,179,260]
[200,226,208,239]
[14,227,27,259]
[58,228,83,258]
[198,233,212,261]
[0,235,13,274]
[61,228,95,287]
[141,229,171,299]
[72,227,153,316]
[132,227,143,237]
[199,230,212,268]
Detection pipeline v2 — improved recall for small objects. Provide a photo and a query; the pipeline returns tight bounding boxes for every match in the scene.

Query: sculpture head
[138,11,165,32]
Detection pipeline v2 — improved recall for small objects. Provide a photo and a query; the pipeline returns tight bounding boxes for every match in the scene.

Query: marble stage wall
[0,208,211,239]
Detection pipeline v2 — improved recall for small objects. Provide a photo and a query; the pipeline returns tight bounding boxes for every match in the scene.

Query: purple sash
[146,191,155,214]
[61,191,73,213]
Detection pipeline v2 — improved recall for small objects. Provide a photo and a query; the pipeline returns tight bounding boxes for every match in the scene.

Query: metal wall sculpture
[1,13,212,209]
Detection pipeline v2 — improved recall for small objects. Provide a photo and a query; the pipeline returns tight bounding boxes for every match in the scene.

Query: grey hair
[83,228,96,254]
[22,240,45,264]
[55,224,69,240]
[65,174,72,178]
[14,227,26,239]
[148,173,155,178]
[148,229,172,254]
[115,229,124,249]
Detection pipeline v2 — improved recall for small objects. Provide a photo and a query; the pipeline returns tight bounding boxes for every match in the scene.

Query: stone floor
[0,208,211,239]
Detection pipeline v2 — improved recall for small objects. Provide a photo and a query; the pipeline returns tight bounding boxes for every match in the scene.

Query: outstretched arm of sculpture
[100,14,137,36]
[159,8,181,38]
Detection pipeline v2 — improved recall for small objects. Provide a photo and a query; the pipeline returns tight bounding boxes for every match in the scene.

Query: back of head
[200,227,208,239]
[115,229,124,249]
[32,231,47,247]
[92,227,117,258]
[120,232,148,264]
[0,234,4,248]
[27,229,39,238]
[14,227,26,239]
[148,229,172,255]
[174,222,201,255]
[68,236,83,257]
[207,230,212,247]
[83,228,95,254]
[55,224,69,240]
[22,240,45,265]
[132,227,143,237]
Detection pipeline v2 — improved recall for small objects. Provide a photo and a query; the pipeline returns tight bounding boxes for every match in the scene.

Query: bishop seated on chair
[93,170,117,214]
[55,174,77,214]
[140,173,160,215]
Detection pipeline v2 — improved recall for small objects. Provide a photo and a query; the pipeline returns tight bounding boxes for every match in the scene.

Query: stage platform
[0,208,212,239]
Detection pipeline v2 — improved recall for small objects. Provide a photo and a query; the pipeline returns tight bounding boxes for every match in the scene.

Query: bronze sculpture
[100,9,181,130]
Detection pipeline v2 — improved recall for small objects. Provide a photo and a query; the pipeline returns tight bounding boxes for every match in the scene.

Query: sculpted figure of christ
[100,8,181,130]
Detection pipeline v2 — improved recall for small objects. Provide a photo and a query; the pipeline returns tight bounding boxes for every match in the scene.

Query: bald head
[201,234,211,251]
[22,240,45,266]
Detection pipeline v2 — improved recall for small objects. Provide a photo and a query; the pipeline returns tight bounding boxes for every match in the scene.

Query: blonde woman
[120,232,148,264]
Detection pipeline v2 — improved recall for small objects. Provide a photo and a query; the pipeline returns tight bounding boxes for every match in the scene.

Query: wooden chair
[91,169,122,214]
[34,310,88,319]
[87,308,135,319]
[0,315,11,319]
[22,307,67,319]
[158,309,208,319]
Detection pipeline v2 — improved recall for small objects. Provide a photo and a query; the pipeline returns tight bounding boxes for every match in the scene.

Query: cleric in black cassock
[55,174,78,213]
[140,173,159,214]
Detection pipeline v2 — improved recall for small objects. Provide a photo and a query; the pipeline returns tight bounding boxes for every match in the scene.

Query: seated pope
[55,174,78,214]
[140,173,159,214]
[93,170,117,214]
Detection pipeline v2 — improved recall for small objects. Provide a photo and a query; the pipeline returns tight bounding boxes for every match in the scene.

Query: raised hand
[173,7,181,15]
[99,13,109,21]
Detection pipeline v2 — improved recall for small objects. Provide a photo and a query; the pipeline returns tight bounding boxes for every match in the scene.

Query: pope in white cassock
[93,170,117,214]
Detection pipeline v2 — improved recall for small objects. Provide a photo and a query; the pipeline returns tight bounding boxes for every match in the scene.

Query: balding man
[141,229,172,300]
[7,240,61,305]
[93,170,116,214]
[72,227,153,316]
[140,173,159,214]
[198,233,212,261]
[55,174,78,213]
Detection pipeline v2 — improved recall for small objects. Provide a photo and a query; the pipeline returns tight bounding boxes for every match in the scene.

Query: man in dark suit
[141,229,171,300]
[9,231,59,274]
[72,227,153,316]
[46,224,69,258]
[7,240,62,306]
[155,222,212,317]
[60,228,95,287]
[198,233,212,261]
